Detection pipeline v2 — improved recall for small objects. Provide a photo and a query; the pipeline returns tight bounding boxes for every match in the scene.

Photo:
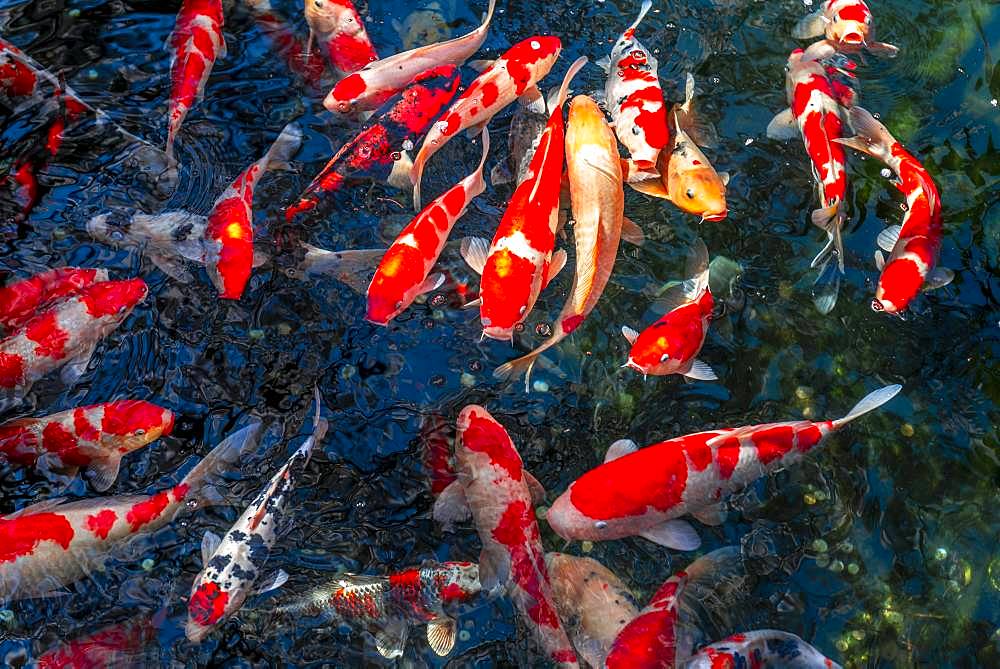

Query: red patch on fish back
[750,425,796,465]
[461,409,523,479]
[795,424,823,452]
[479,81,499,107]
[442,185,468,217]
[125,492,171,531]
[0,422,38,464]
[714,435,741,480]
[442,112,462,136]
[332,72,367,102]
[41,421,87,465]
[0,512,75,563]
[73,408,100,442]
[561,314,584,334]
[605,609,677,668]
[878,256,925,312]
[26,311,69,359]
[189,581,229,625]
[85,509,117,539]
[0,352,25,388]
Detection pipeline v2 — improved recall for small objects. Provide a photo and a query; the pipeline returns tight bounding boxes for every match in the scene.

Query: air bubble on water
[880,168,892,178]
[430,294,446,307]
[934,547,948,561]
[186,499,198,510]
[142,558,155,571]
[459,630,471,642]
[745,137,754,145]
[430,375,445,386]
[991,98,998,107]
[535,322,552,336]
[391,152,401,160]
[341,364,357,380]
[87,69,98,80]
[711,76,721,85]
[532,380,549,393]
[402,139,414,151]
[469,360,483,372]
[460,373,476,387]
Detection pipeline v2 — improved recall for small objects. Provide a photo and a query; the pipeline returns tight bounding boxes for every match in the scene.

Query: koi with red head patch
[792,0,898,56]
[269,561,481,657]
[545,552,640,669]
[324,0,496,114]
[598,1,667,181]
[461,58,586,341]
[494,94,642,390]
[835,106,952,315]
[768,41,855,313]
[0,400,173,491]
[166,0,226,160]
[285,65,462,224]
[0,278,147,408]
[0,267,109,332]
[547,385,901,550]
[34,615,159,669]
[433,405,579,667]
[410,35,563,209]
[303,0,379,75]
[0,422,261,603]
[187,396,324,643]
[366,127,489,325]
[621,238,717,381]
[687,630,843,669]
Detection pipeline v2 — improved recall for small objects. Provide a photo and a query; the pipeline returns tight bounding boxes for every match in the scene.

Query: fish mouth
[481,326,515,343]
[840,31,864,45]
[702,210,728,222]
[622,358,645,374]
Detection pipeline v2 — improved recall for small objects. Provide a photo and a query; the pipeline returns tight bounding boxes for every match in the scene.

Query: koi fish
[420,413,457,496]
[285,65,462,224]
[0,278,147,408]
[835,106,953,315]
[410,35,563,209]
[0,400,174,491]
[494,94,643,389]
[268,561,481,657]
[767,41,852,313]
[0,267,109,332]
[605,547,741,668]
[545,552,640,669]
[166,0,226,160]
[433,405,579,667]
[686,630,843,669]
[621,238,717,381]
[460,58,587,341]
[792,0,898,56]
[0,422,261,603]
[629,74,729,221]
[34,614,160,669]
[546,384,901,550]
[366,127,489,325]
[242,0,327,88]
[186,392,326,643]
[203,122,301,299]
[489,93,549,188]
[325,0,496,114]
[598,0,668,181]
[303,0,379,75]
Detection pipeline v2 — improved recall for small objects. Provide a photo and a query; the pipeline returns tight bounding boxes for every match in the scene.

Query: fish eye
[395,301,404,309]
[118,305,127,313]
[685,188,696,199]
[110,229,125,241]
[595,521,608,530]
[135,428,145,436]
[660,353,670,362]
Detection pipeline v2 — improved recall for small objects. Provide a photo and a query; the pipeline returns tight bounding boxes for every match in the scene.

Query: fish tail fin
[295,242,383,292]
[810,202,846,272]
[181,422,263,506]
[833,384,902,429]
[684,237,711,299]
[493,352,542,393]
[551,56,588,113]
[478,0,497,32]
[411,146,428,211]
[262,122,303,172]
[811,255,842,315]
[470,126,490,192]
[627,0,654,36]
[675,546,749,663]
[833,106,897,165]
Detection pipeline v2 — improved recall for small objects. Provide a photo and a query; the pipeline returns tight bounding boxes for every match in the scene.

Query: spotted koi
[0,400,174,491]
[621,238,717,381]
[186,394,325,643]
[285,64,462,224]
[324,0,496,114]
[166,0,226,160]
[433,406,579,667]
[687,630,843,669]
[0,422,261,603]
[367,127,489,325]
[269,561,481,657]
[460,58,586,342]
[546,385,901,550]
[303,0,379,75]
[410,35,563,209]
[835,106,952,315]
[792,0,898,56]
[0,267,109,332]
[0,278,147,409]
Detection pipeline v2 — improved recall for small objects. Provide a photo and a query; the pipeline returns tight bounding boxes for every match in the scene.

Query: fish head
[505,36,563,80]
[665,147,728,221]
[437,561,482,602]
[365,269,410,326]
[86,210,139,247]
[186,579,233,643]
[546,487,621,542]
[81,278,147,320]
[325,72,366,113]
[304,0,349,35]
[102,400,175,451]
[455,405,523,475]
[626,334,683,377]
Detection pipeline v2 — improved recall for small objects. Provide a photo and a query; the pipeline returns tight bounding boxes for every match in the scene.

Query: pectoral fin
[373,617,409,659]
[621,216,645,246]
[639,519,701,551]
[460,237,490,275]
[924,267,954,291]
[84,454,123,492]
[876,225,902,252]
[683,359,718,381]
[254,569,289,595]
[791,10,826,39]
[426,616,457,656]
[629,176,671,199]
[200,531,222,565]
[691,502,726,526]
[620,325,638,345]
[524,471,546,505]
[432,481,471,530]
[604,439,638,463]
[766,108,798,141]
[60,342,97,386]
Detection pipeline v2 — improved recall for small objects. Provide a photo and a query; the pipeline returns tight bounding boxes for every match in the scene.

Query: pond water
[0,0,998,666]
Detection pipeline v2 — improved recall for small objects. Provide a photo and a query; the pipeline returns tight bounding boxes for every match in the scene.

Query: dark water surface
[1,0,998,666]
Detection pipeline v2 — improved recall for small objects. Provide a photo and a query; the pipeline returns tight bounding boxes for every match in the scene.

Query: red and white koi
[433,406,579,667]
[242,0,327,88]
[768,41,853,312]
[34,615,160,669]
[366,127,489,325]
[792,0,898,56]
[621,238,717,381]
[599,0,668,181]
[0,278,147,408]
[285,65,462,223]
[0,267,109,332]
[269,561,481,657]
[203,123,301,299]
[186,394,326,643]
[0,422,261,603]
[0,400,174,491]
[460,58,586,341]
[835,106,952,315]
[410,35,563,209]
[420,413,457,496]
[546,384,901,550]
[687,630,843,669]
[494,94,643,389]
[166,0,226,160]
[303,0,379,75]
[325,0,496,114]
[545,552,640,669]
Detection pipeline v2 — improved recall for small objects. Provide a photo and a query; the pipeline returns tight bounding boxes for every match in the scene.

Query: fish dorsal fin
[426,616,457,656]
[4,497,68,519]
[877,225,902,252]
[201,530,222,565]
[604,438,638,463]
[621,325,638,345]
[254,568,289,595]
[460,236,490,275]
